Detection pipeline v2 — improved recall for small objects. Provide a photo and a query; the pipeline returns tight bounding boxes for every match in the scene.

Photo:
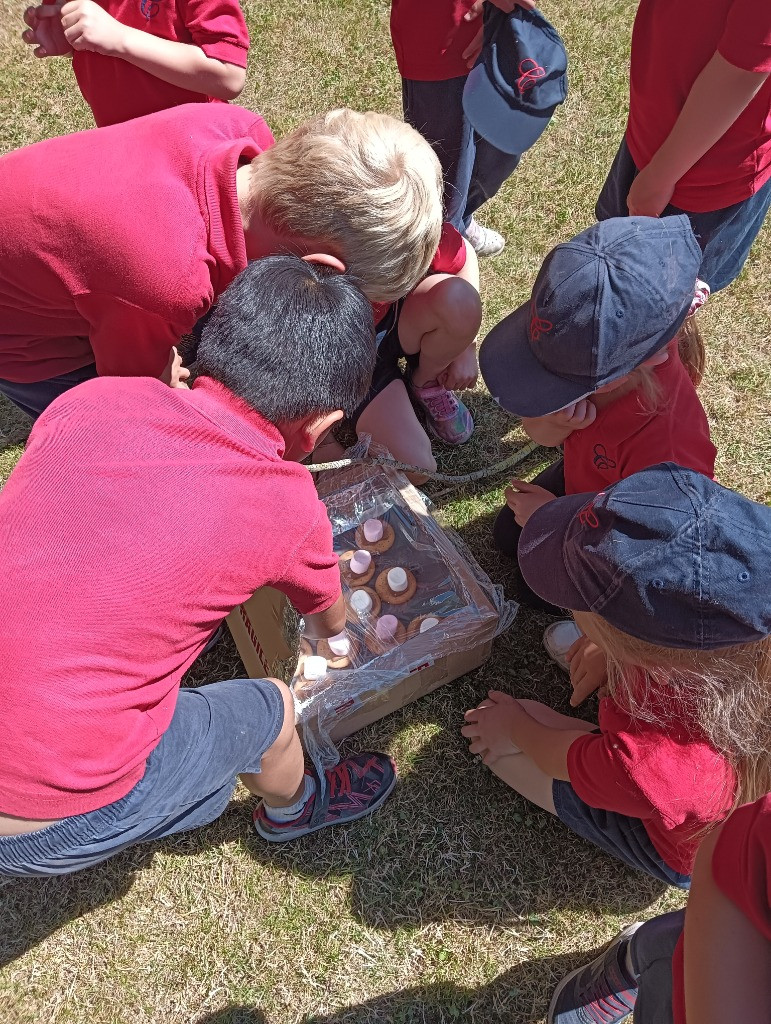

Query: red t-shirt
[672,796,771,1023]
[0,103,272,384]
[71,0,250,127]
[627,0,771,211]
[371,222,468,325]
[563,348,716,495]
[0,375,341,819]
[390,0,477,81]
[568,691,735,875]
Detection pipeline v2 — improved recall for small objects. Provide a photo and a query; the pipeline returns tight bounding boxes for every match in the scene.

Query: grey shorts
[0,678,285,877]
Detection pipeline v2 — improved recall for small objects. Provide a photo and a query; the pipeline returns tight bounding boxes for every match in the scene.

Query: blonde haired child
[463,464,771,890]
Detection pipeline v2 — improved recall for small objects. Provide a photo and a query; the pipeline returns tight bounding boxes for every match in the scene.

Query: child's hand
[461,0,536,67]
[160,347,190,389]
[626,162,676,218]
[462,690,525,762]
[59,0,127,55]
[22,4,72,57]
[550,399,597,432]
[504,479,555,527]
[438,343,478,391]
[566,635,608,707]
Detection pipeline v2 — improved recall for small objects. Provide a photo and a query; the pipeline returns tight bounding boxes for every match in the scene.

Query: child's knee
[263,678,298,757]
[435,276,482,335]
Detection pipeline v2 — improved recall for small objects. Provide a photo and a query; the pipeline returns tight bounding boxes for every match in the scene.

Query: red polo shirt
[568,691,735,875]
[0,103,272,384]
[72,0,250,126]
[672,795,771,1022]
[390,0,477,81]
[0,376,340,819]
[627,0,771,211]
[563,348,716,496]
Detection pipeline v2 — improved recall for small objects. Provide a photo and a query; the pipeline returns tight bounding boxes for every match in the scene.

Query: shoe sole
[254,766,398,843]
[546,923,642,1024]
[543,621,582,674]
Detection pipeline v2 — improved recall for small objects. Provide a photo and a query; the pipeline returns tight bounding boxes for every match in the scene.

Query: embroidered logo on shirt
[517,59,546,94]
[592,444,617,471]
[140,0,160,19]
[529,300,553,342]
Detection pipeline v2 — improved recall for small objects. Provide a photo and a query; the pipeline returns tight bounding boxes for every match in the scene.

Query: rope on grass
[306,440,541,486]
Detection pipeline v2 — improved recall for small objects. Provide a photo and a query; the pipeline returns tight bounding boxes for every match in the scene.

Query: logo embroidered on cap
[577,494,605,529]
[517,58,546,94]
[529,300,553,341]
[592,444,617,471]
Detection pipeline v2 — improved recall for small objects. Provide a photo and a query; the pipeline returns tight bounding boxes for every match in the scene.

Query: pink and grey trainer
[409,379,474,445]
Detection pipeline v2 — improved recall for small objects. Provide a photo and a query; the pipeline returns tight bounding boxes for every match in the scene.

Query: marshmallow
[387,567,408,593]
[350,590,373,615]
[363,518,384,543]
[303,655,327,680]
[349,549,372,575]
[327,631,351,657]
[375,615,399,640]
[419,617,440,633]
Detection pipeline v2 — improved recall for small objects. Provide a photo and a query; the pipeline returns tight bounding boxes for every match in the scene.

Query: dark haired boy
[0,256,395,875]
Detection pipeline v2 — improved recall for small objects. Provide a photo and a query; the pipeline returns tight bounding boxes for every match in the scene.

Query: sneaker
[253,752,397,842]
[548,923,642,1024]
[543,619,583,673]
[463,218,506,257]
[409,379,474,445]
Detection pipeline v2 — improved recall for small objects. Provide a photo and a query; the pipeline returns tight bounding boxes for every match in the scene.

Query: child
[596,0,771,292]
[462,463,771,889]
[479,216,716,621]
[0,255,401,876]
[390,0,528,256]
[21,0,249,127]
[340,223,482,481]
[548,794,771,1023]
[0,102,442,420]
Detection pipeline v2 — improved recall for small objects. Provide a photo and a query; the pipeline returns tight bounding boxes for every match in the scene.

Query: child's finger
[565,635,585,662]
[35,4,64,16]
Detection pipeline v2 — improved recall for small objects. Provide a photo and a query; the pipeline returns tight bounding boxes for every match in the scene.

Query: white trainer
[463,217,506,257]
[543,619,583,673]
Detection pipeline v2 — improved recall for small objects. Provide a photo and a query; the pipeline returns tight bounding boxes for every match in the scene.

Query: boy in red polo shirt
[0,102,442,420]
[390,0,531,256]
[547,794,771,1023]
[21,0,249,127]
[597,0,771,292]
[0,255,398,876]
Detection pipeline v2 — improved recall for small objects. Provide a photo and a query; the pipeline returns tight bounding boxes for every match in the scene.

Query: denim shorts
[0,678,285,877]
[553,779,691,890]
[596,138,771,293]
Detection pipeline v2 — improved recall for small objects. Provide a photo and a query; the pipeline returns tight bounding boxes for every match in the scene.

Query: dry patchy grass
[0,0,769,1022]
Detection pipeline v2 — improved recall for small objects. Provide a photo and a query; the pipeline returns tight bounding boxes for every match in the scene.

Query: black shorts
[351,300,418,426]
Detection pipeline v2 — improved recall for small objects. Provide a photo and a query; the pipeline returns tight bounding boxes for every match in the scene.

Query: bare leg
[398,274,482,388]
[484,700,596,815]
[239,680,306,807]
[356,378,436,484]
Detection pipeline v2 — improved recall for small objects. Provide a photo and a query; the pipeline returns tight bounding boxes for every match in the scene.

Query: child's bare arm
[160,347,190,389]
[301,594,346,641]
[684,825,771,1023]
[628,53,769,217]
[521,398,597,446]
[53,0,245,99]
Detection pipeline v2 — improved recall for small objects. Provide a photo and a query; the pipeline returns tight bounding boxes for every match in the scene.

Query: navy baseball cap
[479,215,702,417]
[518,463,771,650]
[462,5,568,156]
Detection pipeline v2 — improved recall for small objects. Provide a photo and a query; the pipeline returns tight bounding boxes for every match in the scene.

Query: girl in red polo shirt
[462,465,771,894]
[21,0,249,126]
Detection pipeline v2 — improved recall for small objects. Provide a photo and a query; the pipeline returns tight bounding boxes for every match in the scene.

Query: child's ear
[302,410,344,452]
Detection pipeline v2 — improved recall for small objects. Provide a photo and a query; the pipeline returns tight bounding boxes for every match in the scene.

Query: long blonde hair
[630,315,707,408]
[574,611,771,811]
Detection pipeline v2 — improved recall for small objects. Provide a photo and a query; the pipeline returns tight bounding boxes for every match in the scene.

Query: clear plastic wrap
[295,448,517,774]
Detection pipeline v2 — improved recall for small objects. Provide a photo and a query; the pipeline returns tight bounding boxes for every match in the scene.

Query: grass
[0,0,769,1021]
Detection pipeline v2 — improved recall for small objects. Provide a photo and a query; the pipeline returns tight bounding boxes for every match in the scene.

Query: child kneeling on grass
[0,256,397,877]
[462,464,771,890]
[547,794,771,1024]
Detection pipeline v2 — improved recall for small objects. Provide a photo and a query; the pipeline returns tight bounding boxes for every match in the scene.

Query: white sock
[263,775,316,823]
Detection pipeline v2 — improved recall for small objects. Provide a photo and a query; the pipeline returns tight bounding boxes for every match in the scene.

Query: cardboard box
[227,463,513,752]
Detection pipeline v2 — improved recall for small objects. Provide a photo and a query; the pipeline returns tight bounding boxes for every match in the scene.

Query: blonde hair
[574,611,771,812]
[248,109,444,303]
[628,316,707,409]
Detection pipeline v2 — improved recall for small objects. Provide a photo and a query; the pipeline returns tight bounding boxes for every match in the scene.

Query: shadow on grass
[192,946,609,1023]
